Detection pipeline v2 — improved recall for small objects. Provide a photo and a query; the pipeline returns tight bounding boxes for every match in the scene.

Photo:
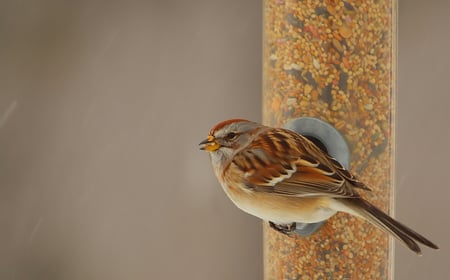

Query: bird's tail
[341,198,439,255]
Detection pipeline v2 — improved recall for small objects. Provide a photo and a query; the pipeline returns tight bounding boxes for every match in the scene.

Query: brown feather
[232,127,365,198]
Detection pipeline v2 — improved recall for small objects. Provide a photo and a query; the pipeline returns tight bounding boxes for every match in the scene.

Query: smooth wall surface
[396,0,449,279]
[0,0,448,279]
[0,1,263,279]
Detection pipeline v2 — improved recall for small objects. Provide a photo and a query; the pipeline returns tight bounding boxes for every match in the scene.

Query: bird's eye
[225,132,237,140]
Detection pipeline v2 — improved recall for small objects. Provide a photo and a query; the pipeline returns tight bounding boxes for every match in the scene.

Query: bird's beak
[199,135,220,151]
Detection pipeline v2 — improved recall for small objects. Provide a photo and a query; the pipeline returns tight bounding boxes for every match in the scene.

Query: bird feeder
[262,0,396,279]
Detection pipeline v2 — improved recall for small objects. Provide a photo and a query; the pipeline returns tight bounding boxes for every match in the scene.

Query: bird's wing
[231,128,369,198]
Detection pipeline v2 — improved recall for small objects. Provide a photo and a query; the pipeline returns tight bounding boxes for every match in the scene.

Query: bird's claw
[269,221,297,237]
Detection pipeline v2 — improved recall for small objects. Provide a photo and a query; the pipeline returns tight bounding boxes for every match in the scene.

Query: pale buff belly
[222,184,338,224]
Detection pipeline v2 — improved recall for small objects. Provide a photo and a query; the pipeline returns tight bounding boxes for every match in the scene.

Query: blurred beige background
[0,0,448,279]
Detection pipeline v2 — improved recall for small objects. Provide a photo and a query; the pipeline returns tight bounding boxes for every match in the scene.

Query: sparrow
[199,118,439,255]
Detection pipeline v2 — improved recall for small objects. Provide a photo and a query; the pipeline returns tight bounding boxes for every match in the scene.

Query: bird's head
[199,119,263,164]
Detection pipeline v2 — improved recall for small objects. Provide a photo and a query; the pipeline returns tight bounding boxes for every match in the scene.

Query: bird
[199,118,439,255]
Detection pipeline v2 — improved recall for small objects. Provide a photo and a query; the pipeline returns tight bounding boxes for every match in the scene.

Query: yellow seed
[332,38,344,53]
[304,84,313,94]
[339,24,353,38]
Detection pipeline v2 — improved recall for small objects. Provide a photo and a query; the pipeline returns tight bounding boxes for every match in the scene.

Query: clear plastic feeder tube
[262,0,397,279]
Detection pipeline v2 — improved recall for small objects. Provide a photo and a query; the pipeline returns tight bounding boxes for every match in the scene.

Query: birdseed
[262,0,396,279]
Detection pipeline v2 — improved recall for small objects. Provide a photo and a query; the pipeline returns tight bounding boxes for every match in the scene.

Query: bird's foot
[268,221,296,236]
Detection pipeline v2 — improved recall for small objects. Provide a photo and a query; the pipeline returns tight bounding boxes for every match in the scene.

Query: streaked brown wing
[232,128,368,198]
